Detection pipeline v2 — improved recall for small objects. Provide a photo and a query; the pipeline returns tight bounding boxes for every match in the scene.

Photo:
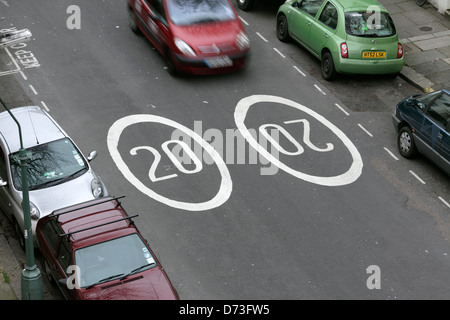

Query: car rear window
[345,11,396,37]
[167,0,236,25]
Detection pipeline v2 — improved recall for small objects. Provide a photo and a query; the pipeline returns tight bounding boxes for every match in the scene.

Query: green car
[277,0,404,80]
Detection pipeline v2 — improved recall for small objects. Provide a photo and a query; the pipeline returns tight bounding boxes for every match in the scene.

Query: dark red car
[36,196,179,300]
[127,0,250,75]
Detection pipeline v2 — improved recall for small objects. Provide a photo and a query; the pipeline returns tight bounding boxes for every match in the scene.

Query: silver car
[0,106,108,247]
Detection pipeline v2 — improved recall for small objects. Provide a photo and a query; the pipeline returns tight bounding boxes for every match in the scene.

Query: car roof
[334,0,387,11]
[0,106,66,153]
[47,196,137,244]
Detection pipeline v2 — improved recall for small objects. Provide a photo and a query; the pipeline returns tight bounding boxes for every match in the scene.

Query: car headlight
[236,31,250,50]
[174,38,196,57]
[91,178,105,199]
[30,202,40,220]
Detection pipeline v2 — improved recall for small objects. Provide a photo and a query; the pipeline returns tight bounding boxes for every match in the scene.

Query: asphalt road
[1,0,450,300]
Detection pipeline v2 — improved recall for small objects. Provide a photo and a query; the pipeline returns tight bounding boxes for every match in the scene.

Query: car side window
[427,93,450,129]
[58,238,73,272]
[146,0,167,26]
[298,0,325,17]
[41,220,61,255]
[318,2,338,30]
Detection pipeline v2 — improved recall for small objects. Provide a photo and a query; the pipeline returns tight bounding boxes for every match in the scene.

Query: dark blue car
[392,89,450,176]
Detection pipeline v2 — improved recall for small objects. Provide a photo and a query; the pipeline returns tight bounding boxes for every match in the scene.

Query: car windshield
[9,138,88,191]
[345,11,396,37]
[167,0,235,25]
[74,234,157,288]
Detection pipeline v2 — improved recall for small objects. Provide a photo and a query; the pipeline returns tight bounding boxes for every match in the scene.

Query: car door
[289,0,325,48]
[138,0,169,52]
[308,1,338,56]
[0,139,16,221]
[425,92,450,168]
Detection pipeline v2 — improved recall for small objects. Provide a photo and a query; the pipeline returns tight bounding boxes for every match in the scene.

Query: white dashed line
[409,170,426,184]
[256,32,268,42]
[314,84,326,95]
[273,48,285,58]
[41,101,50,112]
[383,147,399,161]
[358,124,373,137]
[29,84,38,95]
[438,196,450,209]
[238,16,249,26]
[334,103,349,116]
[19,71,27,80]
[293,66,306,77]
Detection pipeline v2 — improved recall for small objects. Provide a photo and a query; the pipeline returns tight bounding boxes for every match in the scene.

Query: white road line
[239,16,249,26]
[29,85,38,95]
[409,170,426,184]
[293,66,306,77]
[273,48,285,58]
[41,101,50,112]
[438,196,450,209]
[19,71,27,80]
[358,124,373,137]
[334,103,349,116]
[256,32,268,42]
[383,147,399,161]
[314,84,326,95]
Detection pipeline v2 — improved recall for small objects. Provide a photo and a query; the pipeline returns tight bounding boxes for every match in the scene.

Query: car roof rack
[49,195,126,220]
[59,214,139,238]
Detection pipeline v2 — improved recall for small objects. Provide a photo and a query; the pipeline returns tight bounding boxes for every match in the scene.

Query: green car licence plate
[362,51,386,59]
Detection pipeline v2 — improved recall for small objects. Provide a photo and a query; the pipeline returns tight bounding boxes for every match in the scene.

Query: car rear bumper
[173,50,250,75]
[336,56,404,75]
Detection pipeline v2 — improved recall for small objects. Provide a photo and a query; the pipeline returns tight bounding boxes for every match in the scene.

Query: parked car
[36,196,179,300]
[392,89,450,175]
[276,0,404,80]
[127,0,250,75]
[0,106,107,247]
[235,0,286,11]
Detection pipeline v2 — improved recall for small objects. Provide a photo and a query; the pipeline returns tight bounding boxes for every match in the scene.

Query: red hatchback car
[36,196,179,300]
[127,0,250,75]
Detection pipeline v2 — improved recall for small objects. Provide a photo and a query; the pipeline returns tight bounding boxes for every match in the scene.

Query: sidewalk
[379,0,450,91]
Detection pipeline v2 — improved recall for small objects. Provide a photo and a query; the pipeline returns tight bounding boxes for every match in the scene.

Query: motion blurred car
[36,196,179,300]
[276,0,404,80]
[0,106,107,247]
[127,0,250,75]
[392,89,450,175]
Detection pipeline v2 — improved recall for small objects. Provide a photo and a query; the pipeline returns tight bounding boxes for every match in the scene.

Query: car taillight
[340,43,348,58]
[397,43,403,59]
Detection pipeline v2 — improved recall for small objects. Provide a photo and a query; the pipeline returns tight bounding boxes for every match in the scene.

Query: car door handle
[323,33,330,38]
[438,132,443,139]
[306,21,311,26]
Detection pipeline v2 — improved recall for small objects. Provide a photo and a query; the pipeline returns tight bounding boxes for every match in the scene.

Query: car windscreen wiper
[30,168,87,190]
[85,273,124,289]
[120,263,154,281]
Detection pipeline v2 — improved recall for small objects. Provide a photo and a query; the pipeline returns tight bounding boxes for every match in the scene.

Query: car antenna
[27,107,39,145]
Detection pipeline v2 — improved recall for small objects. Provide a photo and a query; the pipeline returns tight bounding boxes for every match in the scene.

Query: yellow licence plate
[362,51,386,59]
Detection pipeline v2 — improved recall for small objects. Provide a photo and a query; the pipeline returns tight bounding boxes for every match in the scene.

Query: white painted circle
[107,114,232,211]
[234,95,363,186]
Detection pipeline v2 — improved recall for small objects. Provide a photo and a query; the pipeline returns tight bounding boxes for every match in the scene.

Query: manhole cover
[419,26,434,32]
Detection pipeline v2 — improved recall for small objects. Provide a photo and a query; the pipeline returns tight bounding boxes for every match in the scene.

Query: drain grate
[419,26,434,32]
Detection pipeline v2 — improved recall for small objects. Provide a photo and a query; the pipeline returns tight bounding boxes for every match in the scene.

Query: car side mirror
[87,150,97,162]
[0,178,7,187]
[58,278,68,286]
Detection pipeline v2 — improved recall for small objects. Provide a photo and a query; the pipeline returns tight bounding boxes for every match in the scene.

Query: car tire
[236,0,254,11]
[321,52,337,81]
[165,49,179,76]
[398,126,417,158]
[127,5,140,34]
[43,261,56,285]
[276,15,290,43]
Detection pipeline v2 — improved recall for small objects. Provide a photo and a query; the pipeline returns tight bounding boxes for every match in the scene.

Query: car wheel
[398,126,417,158]
[321,52,337,81]
[165,49,179,76]
[277,15,290,43]
[127,5,140,34]
[236,0,254,11]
